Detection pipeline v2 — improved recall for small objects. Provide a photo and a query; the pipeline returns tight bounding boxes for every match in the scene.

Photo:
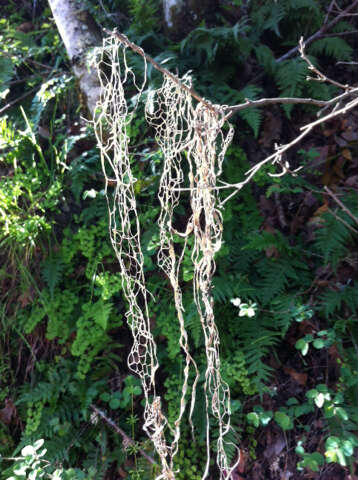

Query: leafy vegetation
[1,0,358,479]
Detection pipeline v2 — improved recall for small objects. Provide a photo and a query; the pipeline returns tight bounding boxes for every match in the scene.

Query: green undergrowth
[1,0,358,479]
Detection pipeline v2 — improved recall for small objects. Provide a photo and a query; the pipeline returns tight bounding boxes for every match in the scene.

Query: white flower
[231,298,258,317]
[238,302,257,318]
[230,298,241,307]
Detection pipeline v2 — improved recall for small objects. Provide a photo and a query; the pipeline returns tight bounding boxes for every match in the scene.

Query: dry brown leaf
[284,367,307,386]
[0,399,16,425]
[312,203,329,217]
[342,148,352,161]
[259,110,282,148]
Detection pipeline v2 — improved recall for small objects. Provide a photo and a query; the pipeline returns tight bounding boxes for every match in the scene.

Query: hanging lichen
[93,32,238,480]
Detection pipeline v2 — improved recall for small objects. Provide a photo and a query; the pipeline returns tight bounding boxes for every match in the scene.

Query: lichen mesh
[187,104,235,477]
[93,33,238,479]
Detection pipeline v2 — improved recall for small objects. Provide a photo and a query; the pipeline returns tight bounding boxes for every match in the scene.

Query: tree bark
[48,0,102,117]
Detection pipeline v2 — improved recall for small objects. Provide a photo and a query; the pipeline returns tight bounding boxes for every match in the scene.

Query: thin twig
[105,28,219,115]
[224,96,328,118]
[300,95,358,131]
[90,404,157,466]
[327,208,358,235]
[322,29,358,37]
[336,61,358,66]
[324,0,337,24]
[325,186,358,227]
[299,37,351,91]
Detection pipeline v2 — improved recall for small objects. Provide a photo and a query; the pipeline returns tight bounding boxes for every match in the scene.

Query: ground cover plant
[1,1,358,479]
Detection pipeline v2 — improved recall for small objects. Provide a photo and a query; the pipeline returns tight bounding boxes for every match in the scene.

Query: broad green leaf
[296,338,309,356]
[274,411,293,430]
[247,412,260,428]
[313,338,325,349]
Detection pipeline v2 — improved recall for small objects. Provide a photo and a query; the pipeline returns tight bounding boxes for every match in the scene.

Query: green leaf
[247,412,260,428]
[335,407,348,421]
[295,443,305,456]
[274,411,293,430]
[325,436,340,450]
[296,338,309,356]
[109,397,121,409]
[313,338,325,349]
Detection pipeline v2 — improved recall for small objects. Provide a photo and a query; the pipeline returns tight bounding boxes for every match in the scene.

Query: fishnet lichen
[93,33,238,479]
[93,36,174,479]
[145,74,199,463]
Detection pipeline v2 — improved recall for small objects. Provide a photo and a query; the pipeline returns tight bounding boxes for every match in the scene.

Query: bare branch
[325,187,358,227]
[224,96,328,119]
[328,208,358,235]
[301,94,358,131]
[299,37,351,91]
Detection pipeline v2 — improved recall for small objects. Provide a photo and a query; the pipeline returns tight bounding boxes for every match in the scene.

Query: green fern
[41,254,64,298]
[309,37,353,62]
[185,300,202,348]
[270,294,295,335]
[285,0,320,12]
[0,56,14,98]
[237,85,263,137]
[314,212,353,268]
[31,75,72,127]
[128,0,159,34]
[240,318,279,389]
[320,285,358,319]
[275,58,308,116]
[256,257,307,304]
[306,80,334,101]
[255,44,276,74]
[243,230,290,254]
[180,21,249,65]
[251,2,287,37]
[212,273,254,304]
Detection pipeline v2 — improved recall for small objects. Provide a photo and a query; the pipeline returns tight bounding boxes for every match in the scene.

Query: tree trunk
[162,0,184,29]
[48,0,102,117]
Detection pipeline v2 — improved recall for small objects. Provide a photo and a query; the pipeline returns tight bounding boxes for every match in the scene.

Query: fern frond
[320,285,358,319]
[243,230,289,254]
[314,212,353,268]
[212,274,254,304]
[237,85,263,137]
[41,254,64,298]
[275,58,308,116]
[252,2,287,37]
[180,21,249,65]
[256,258,297,304]
[306,80,334,101]
[243,327,278,386]
[286,0,319,12]
[255,44,276,74]
[309,37,353,62]
[270,294,300,336]
[185,301,202,348]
